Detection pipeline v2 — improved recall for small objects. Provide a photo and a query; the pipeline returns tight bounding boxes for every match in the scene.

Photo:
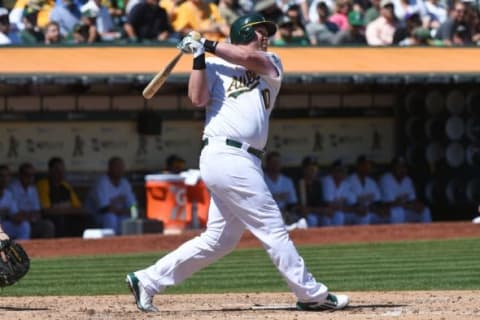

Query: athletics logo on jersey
[226,71,260,98]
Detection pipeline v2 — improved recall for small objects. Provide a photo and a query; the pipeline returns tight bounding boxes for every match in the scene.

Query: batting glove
[177,32,204,55]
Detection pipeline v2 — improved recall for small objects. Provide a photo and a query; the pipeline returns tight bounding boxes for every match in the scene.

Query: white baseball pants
[136,142,328,303]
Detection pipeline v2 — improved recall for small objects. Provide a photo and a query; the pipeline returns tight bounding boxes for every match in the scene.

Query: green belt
[202,138,265,159]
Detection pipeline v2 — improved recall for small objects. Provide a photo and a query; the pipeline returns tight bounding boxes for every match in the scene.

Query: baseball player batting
[126,13,349,313]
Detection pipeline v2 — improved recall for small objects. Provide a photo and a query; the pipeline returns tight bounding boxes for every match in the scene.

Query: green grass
[2,238,479,296]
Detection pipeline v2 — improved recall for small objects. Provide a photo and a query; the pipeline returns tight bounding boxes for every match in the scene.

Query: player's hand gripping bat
[142,32,202,100]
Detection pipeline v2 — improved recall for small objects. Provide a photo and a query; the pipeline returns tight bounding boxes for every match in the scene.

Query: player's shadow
[0,306,49,312]
[346,304,407,310]
[205,303,407,312]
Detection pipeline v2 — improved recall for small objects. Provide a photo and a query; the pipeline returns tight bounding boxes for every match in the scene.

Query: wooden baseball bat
[142,31,202,100]
[142,51,184,100]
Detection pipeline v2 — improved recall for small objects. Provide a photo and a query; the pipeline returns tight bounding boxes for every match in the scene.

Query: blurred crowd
[0,151,431,240]
[263,152,432,230]
[0,153,190,240]
[0,0,479,46]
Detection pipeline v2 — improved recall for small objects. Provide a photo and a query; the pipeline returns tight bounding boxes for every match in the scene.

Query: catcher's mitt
[0,239,30,287]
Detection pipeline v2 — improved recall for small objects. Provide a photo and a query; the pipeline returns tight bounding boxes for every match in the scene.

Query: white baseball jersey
[322,175,356,205]
[264,174,298,211]
[347,173,381,206]
[379,172,416,203]
[203,53,283,149]
[86,175,136,213]
[8,180,41,212]
[0,190,18,218]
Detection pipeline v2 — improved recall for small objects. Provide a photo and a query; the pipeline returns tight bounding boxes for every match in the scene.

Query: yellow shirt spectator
[160,0,179,21]
[37,178,82,209]
[173,0,229,41]
[12,0,55,28]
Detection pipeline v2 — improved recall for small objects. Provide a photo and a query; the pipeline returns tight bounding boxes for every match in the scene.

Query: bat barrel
[142,51,184,100]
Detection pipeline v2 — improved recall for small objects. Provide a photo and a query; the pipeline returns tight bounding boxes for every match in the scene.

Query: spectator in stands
[8,163,55,239]
[296,155,328,228]
[321,159,357,226]
[364,0,381,25]
[366,0,397,46]
[263,151,299,225]
[9,0,54,31]
[0,165,23,239]
[306,1,338,45]
[392,0,422,22]
[218,0,248,26]
[80,0,120,41]
[85,156,136,235]
[49,0,81,37]
[124,0,177,43]
[411,26,433,45]
[331,9,367,44]
[163,154,186,174]
[125,0,141,16]
[277,0,309,23]
[173,0,229,41]
[328,0,351,31]
[308,0,335,24]
[0,6,21,44]
[272,15,309,45]
[285,4,308,39]
[393,12,422,45]
[379,156,432,223]
[37,157,87,237]
[435,1,471,45]
[253,0,283,24]
[160,0,184,22]
[467,4,480,45]
[347,155,384,225]
[105,0,127,29]
[72,8,101,43]
[423,0,447,32]
[19,5,45,43]
[44,20,63,43]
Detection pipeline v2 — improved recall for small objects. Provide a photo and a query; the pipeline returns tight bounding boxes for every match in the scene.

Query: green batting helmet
[230,13,277,44]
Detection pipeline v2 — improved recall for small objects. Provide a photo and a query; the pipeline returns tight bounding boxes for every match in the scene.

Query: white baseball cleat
[285,218,308,231]
[126,272,159,312]
[296,218,308,229]
[296,293,349,311]
[473,216,480,224]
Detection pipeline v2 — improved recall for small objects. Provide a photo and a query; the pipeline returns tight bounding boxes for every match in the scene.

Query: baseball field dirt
[2,222,480,320]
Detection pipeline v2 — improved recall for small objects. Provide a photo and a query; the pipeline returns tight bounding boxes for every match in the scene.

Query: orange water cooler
[145,174,210,233]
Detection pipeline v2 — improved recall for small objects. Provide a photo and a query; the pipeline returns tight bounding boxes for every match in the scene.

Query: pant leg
[197,145,327,303]
[421,207,432,223]
[136,196,245,295]
[390,207,405,224]
[101,213,125,235]
[331,211,345,226]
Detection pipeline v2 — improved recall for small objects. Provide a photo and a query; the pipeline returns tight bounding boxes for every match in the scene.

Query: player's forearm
[212,42,276,76]
[188,66,209,107]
